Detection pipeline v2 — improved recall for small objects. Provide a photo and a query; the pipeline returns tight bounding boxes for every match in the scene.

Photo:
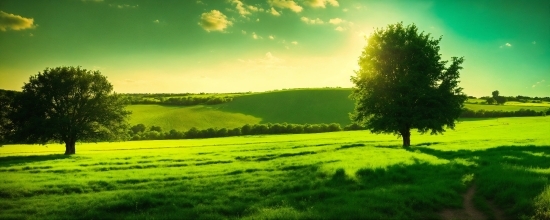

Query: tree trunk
[64,140,76,155]
[401,129,411,147]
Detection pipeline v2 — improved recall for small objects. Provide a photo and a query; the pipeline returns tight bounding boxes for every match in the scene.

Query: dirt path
[439,185,506,220]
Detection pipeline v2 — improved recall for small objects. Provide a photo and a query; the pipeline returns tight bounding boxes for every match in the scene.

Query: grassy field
[219,89,354,125]
[127,89,549,131]
[1,117,549,219]
[127,105,261,131]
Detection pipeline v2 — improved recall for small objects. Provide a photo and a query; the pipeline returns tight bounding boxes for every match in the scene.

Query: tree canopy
[0,89,18,145]
[5,66,130,154]
[350,22,467,147]
[492,90,507,105]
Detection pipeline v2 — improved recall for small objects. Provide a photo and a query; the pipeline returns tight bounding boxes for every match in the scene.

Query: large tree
[0,89,18,145]
[6,66,130,154]
[350,22,467,147]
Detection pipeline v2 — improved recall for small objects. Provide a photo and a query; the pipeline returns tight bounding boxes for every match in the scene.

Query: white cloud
[499,42,512,48]
[291,41,298,45]
[109,4,138,9]
[268,0,303,13]
[230,0,252,17]
[304,0,339,8]
[248,5,260,12]
[0,11,36,31]
[242,30,247,34]
[198,10,232,32]
[329,18,343,25]
[240,52,284,65]
[81,0,103,2]
[270,7,281,16]
[252,32,262,39]
[532,79,546,88]
[301,17,324,24]
[532,41,537,44]
[335,26,344,31]
[342,8,348,12]
[269,35,275,40]
[153,19,160,23]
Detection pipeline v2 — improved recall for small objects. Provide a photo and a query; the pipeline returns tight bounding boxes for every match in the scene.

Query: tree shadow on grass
[410,145,550,219]
[0,154,71,167]
[457,118,494,122]
[25,160,471,220]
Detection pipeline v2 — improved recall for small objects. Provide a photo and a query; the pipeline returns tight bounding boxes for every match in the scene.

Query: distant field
[464,103,549,112]
[127,89,548,131]
[1,117,549,219]
[127,105,261,131]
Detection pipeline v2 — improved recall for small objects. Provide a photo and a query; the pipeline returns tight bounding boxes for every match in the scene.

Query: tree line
[126,95,233,106]
[479,90,550,105]
[460,108,548,118]
[128,122,347,141]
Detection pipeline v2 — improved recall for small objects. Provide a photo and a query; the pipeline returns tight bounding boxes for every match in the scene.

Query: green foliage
[125,94,234,106]
[350,22,467,146]
[130,124,146,134]
[491,90,507,105]
[5,66,130,154]
[0,89,19,146]
[0,117,549,219]
[460,108,546,118]
[127,122,344,141]
[495,96,507,105]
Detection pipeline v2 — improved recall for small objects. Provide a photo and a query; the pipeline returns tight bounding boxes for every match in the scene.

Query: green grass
[218,89,355,125]
[1,117,549,219]
[127,105,261,131]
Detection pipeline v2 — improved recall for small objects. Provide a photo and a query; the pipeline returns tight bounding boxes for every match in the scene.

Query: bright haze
[0,0,548,97]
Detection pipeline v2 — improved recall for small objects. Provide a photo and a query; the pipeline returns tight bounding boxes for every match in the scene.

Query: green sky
[0,0,548,97]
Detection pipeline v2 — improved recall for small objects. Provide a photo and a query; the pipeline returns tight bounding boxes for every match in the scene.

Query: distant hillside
[218,88,355,125]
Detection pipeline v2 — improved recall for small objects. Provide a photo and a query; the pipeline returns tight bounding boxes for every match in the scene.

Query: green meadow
[127,89,549,131]
[1,117,549,219]
[127,105,261,132]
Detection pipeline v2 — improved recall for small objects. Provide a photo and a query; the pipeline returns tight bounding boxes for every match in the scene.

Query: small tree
[492,90,507,105]
[130,124,146,134]
[492,90,499,98]
[486,98,496,105]
[6,66,130,154]
[350,22,467,147]
[150,125,162,132]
